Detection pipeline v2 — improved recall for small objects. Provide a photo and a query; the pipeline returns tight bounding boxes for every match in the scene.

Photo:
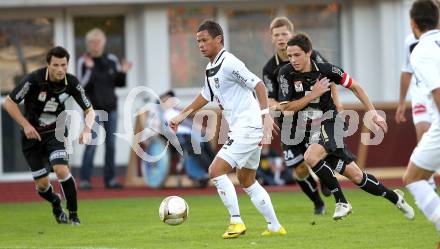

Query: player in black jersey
[263,19,328,107]
[2,46,95,225]
[263,17,342,215]
[276,33,414,220]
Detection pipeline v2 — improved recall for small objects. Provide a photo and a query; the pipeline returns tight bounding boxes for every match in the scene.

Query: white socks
[244,181,281,231]
[407,180,440,231]
[212,175,282,230]
[212,175,243,224]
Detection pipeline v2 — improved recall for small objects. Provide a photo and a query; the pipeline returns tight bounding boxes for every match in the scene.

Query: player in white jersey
[396,33,437,189]
[396,34,433,132]
[402,0,440,238]
[170,20,286,239]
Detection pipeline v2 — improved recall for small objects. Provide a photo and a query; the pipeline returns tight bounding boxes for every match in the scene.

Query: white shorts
[410,123,440,171]
[411,83,433,125]
[216,138,262,170]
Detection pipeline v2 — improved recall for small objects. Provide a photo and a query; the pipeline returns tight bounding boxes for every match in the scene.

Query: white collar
[210,48,226,66]
[420,29,440,40]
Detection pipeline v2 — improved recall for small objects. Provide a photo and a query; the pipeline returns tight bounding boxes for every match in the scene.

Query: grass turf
[0,190,437,249]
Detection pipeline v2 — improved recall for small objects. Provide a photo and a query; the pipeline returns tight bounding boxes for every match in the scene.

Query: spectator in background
[257,145,293,186]
[77,28,132,190]
[160,90,211,187]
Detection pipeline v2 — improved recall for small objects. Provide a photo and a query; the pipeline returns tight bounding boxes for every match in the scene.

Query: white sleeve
[224,57,261,89]
[412,54,440,92]
[402,36,414,73]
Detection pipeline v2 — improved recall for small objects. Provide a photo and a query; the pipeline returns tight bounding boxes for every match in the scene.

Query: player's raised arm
[324,62,387,133]
[347,79,387,133]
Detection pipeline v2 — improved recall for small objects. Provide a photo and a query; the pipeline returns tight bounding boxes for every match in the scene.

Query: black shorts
[318,120,357,167]
[21,131,69,180]
[281,142,306,168]
[282,142,349,174]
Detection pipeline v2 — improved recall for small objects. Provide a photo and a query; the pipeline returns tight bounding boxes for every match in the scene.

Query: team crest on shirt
[294,81,303,92]
[214,78,220,89]
[331,66,344,77]
[38,91,47,102]
[279,74,289,96]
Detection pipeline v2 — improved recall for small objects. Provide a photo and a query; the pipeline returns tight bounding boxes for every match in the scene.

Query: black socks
[312,160,347,204]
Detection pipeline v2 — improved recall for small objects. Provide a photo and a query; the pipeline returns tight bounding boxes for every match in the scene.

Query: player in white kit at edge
[170,20,286,239]
[402,0,440,241]
[396,33,437,189]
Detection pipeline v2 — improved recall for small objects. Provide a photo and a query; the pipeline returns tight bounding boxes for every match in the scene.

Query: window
[74,16,125,60]
[0,18,54,95]
[226,9,276,77]
[169,7,215,88]
[0,18,54,173]
[287,3,341,65]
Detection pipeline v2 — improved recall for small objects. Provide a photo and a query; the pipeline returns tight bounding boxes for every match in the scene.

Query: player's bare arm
[255,81,279,142]
[348,79,388,133]
[331,83,344,112]
[280,77,331,114]
[431,87,440,115]
[268,98,279,111]
[79,107,96,145]
[395,72,412,123]
[2,96,41,141]
[170,93,208,132]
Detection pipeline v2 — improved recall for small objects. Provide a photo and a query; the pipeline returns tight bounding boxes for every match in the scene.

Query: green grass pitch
[0,190,437,249]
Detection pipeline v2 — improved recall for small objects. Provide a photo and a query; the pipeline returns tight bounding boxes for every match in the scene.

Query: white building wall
[378,0,404,102]
[338,0,410,103]
[344,1,382,102]
[142,7,171,95]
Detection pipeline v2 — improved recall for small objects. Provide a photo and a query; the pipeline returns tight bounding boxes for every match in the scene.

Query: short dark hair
[197,20,224,44]
[287,33,312,53]
[160,90,175,99]
[46,46,70,64]
[410,0,439,32]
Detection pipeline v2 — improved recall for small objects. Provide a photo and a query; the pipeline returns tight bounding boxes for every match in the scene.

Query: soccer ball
[158,196,189,225]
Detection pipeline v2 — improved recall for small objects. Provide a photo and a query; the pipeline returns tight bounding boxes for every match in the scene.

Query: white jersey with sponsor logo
[410,30,440,125]
[403,33,433,124]
[200,48,263,142]
[409,30,440,170]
